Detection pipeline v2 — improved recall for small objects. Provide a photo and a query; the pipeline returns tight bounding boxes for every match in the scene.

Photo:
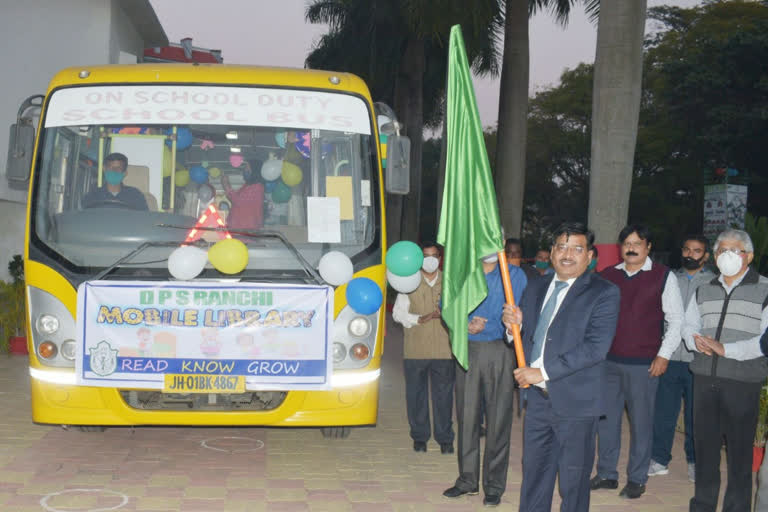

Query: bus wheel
[321,427,351,439]
[77,426,107,432]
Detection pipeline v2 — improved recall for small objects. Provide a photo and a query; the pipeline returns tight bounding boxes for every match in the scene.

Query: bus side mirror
[6,94,43,191]
[385,135,410,195]
[6,122,35,190]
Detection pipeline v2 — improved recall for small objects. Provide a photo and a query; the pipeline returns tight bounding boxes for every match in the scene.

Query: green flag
[437,25,504,370]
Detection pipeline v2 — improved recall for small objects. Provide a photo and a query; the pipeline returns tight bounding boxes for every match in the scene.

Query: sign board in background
[703,184,747,241]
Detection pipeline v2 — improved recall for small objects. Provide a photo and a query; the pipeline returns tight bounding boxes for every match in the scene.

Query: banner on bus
[75,281,334,391]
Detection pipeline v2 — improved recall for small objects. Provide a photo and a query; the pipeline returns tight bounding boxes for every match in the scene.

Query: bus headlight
[37,314,60,335]
[60,339,76,360]
[350,343,370,361]
[348,316,371,337]
[333,342,347,363]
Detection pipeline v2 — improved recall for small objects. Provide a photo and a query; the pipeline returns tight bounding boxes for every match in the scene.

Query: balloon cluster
[317,251,383,315]
[386,241,424,294]
[167,239,250,280]
[260,158,304,204]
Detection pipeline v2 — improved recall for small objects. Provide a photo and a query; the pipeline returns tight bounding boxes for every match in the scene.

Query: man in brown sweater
[392,242,455,454]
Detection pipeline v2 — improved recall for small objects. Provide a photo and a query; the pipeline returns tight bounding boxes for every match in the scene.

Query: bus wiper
[155,225,324,284]
[89,241,183,281]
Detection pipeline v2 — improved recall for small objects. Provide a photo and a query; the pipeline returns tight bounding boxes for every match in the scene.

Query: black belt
[533,386,549,399]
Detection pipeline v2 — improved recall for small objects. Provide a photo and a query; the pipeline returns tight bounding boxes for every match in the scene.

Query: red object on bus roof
[143,37,222,64]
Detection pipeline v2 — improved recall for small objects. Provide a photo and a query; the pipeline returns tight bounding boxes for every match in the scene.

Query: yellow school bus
[8,64,410,436]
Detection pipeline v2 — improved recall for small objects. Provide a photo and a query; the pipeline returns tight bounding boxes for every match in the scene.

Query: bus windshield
[32,85,379,280]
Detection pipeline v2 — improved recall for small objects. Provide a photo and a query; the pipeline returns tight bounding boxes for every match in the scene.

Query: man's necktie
[530,281,568,362]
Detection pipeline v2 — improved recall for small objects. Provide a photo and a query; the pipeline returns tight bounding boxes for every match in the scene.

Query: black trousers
[404,358,455,444]
[454,340,516,496]
[690,374,762,512]
[520,389,597,512]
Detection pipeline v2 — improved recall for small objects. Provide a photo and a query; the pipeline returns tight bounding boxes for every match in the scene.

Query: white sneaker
[688,462,695,482]
[648,460,669,476]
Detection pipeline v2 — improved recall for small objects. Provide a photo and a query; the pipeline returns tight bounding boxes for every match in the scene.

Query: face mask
[482,254,498,263]
[681,256,704,271]
[716,251,742,277]
[535,260,550,270]
[104,170,124,185]
[422,256,439,273]
[587,259,598,271]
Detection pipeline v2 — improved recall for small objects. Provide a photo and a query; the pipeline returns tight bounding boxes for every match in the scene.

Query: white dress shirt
[530,276,577,389]
[683,271,768,361]
[391,273,439,329]
[615,257,684,359]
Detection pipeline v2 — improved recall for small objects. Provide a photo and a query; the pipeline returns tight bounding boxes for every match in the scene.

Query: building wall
[0,0,159,281]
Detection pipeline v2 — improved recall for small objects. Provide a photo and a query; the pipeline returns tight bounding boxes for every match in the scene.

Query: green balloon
[386,241,424,277]
[271,181,292,203]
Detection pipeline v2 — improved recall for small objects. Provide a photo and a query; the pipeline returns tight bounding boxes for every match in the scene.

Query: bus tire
[321,427,351,439]
[77,426,107,432]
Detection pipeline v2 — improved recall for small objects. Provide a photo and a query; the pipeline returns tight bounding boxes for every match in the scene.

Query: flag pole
[497,250,529,388]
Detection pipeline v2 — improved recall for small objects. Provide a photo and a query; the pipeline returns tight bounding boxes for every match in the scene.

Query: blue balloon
[189,165,209,184]
[265,181,276,193]
[165,127,194,150]
[345,277,382,315]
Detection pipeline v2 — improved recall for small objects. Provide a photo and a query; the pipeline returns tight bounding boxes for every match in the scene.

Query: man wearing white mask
[683,229,768,512]
[392,242,455,454]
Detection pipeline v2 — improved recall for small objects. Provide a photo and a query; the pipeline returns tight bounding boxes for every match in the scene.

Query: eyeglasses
[622,240,647,249]
[715,249,747,257]
[554,244,586,255]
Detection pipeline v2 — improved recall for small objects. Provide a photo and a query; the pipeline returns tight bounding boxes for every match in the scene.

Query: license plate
[163,374,245,393]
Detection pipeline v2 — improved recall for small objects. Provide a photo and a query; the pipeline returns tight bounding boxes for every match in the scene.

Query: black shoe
[413,441,427,452]
[589,476,619,490]
[619,482,646,499]
[443,486,479,498]
[483,494,501,507]
[440,443,454,454]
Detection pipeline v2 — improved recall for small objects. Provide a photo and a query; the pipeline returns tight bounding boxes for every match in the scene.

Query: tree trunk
[494,0,529,239]
[587,0,648,243]
[394,37,425,244]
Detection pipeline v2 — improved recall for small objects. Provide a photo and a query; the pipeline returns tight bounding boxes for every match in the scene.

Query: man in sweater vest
[392,242,455,454]
[648,235,714,483]
[682,229,768,512]
[591,224,684,499]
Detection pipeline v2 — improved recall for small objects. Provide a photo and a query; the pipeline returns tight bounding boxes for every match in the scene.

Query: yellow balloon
[208,238,249,274]
[281,161,303,187]
[175,169,190,187]
[208,167,221,178]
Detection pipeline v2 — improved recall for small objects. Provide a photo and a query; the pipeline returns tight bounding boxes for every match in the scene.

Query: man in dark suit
[503,222,620,512]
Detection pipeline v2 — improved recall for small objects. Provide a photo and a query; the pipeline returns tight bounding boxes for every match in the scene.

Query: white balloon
[261,159,283,181]
[168,245,208,281]
[387,269,422,294]
[318,251,353,286]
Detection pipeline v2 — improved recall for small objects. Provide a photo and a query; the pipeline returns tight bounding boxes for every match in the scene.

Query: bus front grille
[118,390,287,411]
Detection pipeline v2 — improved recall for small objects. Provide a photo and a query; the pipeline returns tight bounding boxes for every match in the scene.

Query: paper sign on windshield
[75,281,334,390]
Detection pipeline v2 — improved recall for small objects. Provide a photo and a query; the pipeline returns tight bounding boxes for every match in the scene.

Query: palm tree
[587,0,647,243]
[494,0,598,239]
[306,0,503,243]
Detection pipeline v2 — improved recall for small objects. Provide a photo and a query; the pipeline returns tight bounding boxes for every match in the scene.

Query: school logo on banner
[88,341,118,376]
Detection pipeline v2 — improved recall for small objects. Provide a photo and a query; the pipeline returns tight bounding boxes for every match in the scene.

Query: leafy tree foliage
[507,1,768,253]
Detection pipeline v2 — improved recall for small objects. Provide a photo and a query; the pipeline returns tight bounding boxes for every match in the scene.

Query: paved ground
[0,316,705,511]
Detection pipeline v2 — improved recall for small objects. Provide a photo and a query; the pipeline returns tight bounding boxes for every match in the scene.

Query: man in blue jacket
[503,222,620,512]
